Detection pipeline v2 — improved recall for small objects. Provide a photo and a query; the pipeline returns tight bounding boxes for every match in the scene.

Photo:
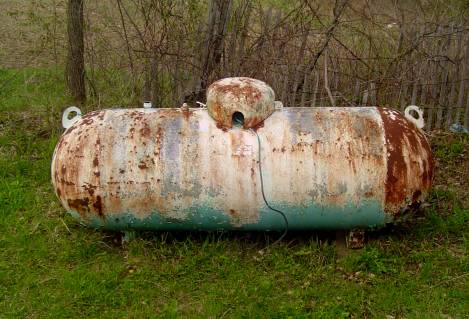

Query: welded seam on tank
[374,106,393,218]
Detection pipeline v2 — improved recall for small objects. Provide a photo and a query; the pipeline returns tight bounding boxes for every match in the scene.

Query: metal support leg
[122,230,136,243]
[346,229,365,249]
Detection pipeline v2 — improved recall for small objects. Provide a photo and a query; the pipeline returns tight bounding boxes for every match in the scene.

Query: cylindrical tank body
[51,106,433,230]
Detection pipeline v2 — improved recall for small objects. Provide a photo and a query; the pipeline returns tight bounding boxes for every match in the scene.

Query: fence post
[400,83,408,111]
[300,71,309,107]
[370,82,377,106]
[464,92,469,128]
[281,65,289,105]
[410,67,420,106]
[455,36,469,124]
[312,73,319,108]
[353,80,360,106]
[362,89,368,106]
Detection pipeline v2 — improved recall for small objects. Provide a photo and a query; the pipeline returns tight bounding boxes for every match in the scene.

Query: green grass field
[0,69,468,318]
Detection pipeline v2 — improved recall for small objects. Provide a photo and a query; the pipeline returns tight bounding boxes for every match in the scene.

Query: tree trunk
[184,0,232,105]
[66,0,86,104]
[201,0,232,83]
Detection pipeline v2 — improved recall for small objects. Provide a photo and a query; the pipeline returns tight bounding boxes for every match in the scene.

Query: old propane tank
[52,77,434,231]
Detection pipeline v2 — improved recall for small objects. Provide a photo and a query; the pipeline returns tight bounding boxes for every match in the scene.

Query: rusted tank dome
[206,77,275,129]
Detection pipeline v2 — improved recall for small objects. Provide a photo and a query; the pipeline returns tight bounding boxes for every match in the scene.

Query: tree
[200,0,233,87]
[185,0,233,104]
[66,0,86,104]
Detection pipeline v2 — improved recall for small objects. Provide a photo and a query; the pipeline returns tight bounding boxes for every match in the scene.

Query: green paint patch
[73,200,390,231]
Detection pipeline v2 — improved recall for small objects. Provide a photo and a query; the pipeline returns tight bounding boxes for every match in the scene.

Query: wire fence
[2,0,469,130]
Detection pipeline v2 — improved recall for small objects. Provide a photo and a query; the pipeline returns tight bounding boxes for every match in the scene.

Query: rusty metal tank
[51,77,434,231]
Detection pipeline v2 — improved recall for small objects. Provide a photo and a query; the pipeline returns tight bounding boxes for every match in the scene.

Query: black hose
[250,128,289,245]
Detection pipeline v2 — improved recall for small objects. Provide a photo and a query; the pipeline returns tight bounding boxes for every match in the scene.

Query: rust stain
[412,190,422,202]
[67,198,90,212]
[80,118,94,126]
[229,209,240,218]
[62,125,77,136]
[378,108,434,210]
[155,126,163,148]
[181,108,194,120]
[82,183,97,196]
[211,82,262,104]
[247,116,265,131]
[140,121,151,137]
[93,195,104,217]
[59,178,75,186]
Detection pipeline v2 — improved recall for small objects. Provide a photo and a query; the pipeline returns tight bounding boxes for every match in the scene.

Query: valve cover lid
[206,77,275,129]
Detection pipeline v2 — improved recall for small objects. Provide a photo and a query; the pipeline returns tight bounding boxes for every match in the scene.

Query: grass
[0,68,468,318]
